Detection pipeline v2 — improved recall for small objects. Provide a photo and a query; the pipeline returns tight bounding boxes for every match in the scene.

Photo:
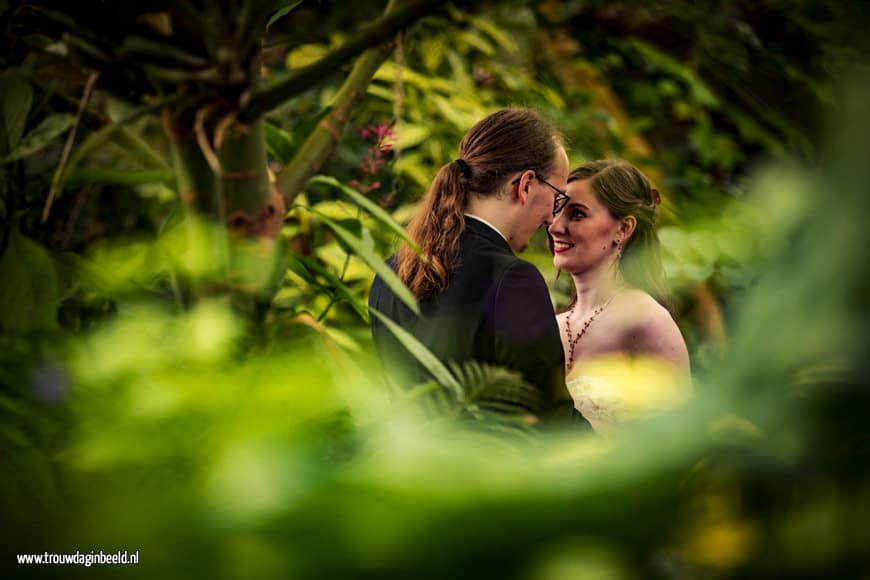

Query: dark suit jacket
[369,217,583,424]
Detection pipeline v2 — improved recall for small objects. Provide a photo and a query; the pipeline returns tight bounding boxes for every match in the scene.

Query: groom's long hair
[396,108,562,301]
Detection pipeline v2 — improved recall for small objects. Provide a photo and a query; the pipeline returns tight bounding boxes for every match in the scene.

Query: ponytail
[396,161,468,300]
[394,108,562,301]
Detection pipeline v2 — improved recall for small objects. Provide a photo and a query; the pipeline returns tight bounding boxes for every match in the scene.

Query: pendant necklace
[564,289,621,372]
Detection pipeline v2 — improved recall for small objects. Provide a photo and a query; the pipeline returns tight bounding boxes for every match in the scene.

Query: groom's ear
[515,170,534,205]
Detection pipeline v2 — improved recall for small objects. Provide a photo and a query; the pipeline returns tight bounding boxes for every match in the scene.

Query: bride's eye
[570,209,586,220]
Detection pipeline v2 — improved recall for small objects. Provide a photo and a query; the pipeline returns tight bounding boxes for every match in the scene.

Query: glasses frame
[512,173,570,216]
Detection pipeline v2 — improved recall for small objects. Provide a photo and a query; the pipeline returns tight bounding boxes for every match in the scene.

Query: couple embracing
[369,108,690,433]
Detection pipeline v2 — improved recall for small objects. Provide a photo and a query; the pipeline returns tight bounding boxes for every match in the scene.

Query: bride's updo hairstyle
[569,160,667,302]
[396,108,563,300]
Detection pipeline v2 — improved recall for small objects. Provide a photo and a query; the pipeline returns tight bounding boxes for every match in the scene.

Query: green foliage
[2,114,75,164]
[266,1,305,31]
[0,77,33,152]
[263,120,297,165]
[308,175,420,252]
[304,206,418,315]
[1,1,869,577]
[0,227,59,332]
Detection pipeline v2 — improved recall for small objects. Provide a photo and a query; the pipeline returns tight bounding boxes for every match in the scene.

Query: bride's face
[548,179,623,274]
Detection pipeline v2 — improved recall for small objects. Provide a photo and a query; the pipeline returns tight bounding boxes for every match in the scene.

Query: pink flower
[354,121,396,192]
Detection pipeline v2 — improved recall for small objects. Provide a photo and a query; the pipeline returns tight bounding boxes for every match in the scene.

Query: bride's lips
[552,240,574,254]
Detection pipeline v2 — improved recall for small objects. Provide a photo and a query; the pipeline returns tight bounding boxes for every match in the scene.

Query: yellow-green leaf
[309,175,420,253]
[309,209,418,315]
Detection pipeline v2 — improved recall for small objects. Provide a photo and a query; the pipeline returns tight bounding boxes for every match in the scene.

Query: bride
[548,160,691,434]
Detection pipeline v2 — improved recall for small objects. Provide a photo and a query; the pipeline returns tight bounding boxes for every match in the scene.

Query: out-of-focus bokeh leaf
[0,77,32,151]
[0,228,59,332]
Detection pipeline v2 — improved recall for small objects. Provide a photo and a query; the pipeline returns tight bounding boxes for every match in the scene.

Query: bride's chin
[554,259,585,276]
[553,256,572,270]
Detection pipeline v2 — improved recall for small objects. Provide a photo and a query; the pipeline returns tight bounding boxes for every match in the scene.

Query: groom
[369,108,582,424]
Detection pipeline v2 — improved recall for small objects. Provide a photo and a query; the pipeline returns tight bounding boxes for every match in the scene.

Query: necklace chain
[564,291,621,372]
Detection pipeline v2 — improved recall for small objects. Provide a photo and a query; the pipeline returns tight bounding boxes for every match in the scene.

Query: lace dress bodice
[567,375,628,434]
[566,357,691,435]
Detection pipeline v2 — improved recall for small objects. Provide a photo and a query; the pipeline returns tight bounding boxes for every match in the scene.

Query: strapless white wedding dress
[567,375,629,434]
[566,359,691,434]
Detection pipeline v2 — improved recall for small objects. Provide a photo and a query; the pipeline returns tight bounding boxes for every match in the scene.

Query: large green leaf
[0,77,32,152]
[369,307,462,399]
[308,209,418,315]
[0,228,59,332]
[309,175,421,253]
[390,124,430,150]
[2,113,75,163]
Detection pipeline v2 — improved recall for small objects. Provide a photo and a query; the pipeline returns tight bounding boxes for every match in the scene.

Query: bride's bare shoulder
[613,289,689,368]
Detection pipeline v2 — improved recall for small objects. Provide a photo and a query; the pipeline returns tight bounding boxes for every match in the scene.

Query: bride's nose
[548,212,566,235]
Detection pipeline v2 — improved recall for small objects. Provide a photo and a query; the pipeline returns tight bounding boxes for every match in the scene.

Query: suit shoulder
[493,259,554,316]
[497,258,549,290]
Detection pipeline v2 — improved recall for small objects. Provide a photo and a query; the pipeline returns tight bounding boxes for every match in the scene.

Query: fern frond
[391,359,542,442]
[448,361,541,417]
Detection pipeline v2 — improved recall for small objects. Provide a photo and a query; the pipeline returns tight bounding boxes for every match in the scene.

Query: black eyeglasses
[512,174,570,215]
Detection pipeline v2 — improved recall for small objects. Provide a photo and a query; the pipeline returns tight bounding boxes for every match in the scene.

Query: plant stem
[317,209,357,323]
[42,71,99,223]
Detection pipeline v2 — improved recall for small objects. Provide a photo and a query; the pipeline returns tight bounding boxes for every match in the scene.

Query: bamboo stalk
[240,0,442,122]
[163,108,229,304]
[218,117,273,227]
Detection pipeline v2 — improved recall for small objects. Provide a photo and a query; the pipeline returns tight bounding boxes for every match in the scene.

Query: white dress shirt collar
[464,213,508,244]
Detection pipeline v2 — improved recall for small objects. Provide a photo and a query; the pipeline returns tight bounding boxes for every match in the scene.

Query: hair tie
[454,158,472,179]
[651,188,662,207]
